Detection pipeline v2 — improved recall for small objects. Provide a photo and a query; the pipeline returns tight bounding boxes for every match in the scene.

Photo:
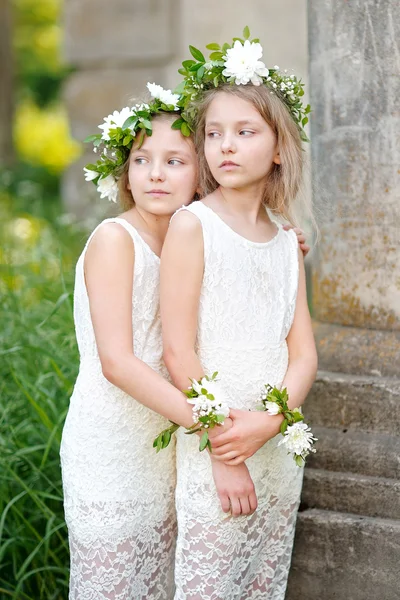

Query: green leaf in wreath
[189,45,205,62]
[206,43,221,51]
[280,419,288,435]
[243,26,250,40]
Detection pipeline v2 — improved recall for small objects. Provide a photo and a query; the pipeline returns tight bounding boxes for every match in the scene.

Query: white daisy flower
[83,167,98,182]
[263,401,281,416]
[278,422,317,456]
[146,82,180,110]
[98,107,134,141]
[97,174,119,203]
[222,40,269,86]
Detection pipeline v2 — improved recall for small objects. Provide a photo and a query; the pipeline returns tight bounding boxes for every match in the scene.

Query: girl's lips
[219,161,240,169]
[146,190,170,194]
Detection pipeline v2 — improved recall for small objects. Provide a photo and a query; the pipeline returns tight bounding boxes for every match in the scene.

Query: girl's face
[128,118,198,216]
[204,92,280,191]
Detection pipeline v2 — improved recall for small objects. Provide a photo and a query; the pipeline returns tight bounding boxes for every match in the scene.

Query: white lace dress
[60,218,176,600]
[173,202,303,600]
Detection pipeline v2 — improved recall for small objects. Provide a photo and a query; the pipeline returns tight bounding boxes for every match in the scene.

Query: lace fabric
[172,202,303,600]
[60,218,176,600]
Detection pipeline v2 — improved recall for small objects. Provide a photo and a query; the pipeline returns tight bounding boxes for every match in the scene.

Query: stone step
[307,426,400,479]
[286,509,400,600]
[305,370,400,435]
[301,468,400,520]
[313,321,400,378]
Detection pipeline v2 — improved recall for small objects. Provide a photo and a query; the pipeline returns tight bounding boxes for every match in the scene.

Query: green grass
[0,194,86,599]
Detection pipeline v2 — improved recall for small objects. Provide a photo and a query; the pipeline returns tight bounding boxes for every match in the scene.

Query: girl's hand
[209,410,282,465]
[211,458,258,516]
[283,224,310,257]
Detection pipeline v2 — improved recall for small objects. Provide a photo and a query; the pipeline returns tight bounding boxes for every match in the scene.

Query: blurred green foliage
[13,0,71,107]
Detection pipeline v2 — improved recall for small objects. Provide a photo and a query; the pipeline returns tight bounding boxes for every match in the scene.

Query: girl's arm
[160,211,257,516]
[210,248,318,464]
[84,222,194,429]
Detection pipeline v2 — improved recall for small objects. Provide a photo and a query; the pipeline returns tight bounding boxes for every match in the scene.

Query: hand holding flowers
[210,385,317,467]
[153,372,230,453]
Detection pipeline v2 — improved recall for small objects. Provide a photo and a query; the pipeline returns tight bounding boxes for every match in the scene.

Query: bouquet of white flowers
[153,372,230,453]
[257,384,317,466]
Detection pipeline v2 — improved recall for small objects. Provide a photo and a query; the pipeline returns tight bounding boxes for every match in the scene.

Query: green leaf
[215,414,225,423]
[232,37,244,44]
[84,163,98,171]
[189,45,205,62]
[280,419,288,435]
[212,371,218,379]
[295,455,305,467]
[122,115,137,129]
[181,122,191,137]
[251,38,260,43]
[174,80,186,94]
[302,116,309,126]
[189,62,204,72]
[243,26,250,39]
[199,431,209,452]
[182,59,196,69]
[178,67,187,76]
[83,134,102,143]
[123,135,131,146]
[206,393,215,401]
[197,65,205,81]
[206,43,221,50]
[209,51,224,61]
[171,117,184,130]
[222,42,231,52]
[163,430,171,447]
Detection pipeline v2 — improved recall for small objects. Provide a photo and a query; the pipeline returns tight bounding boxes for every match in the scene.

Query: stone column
[286,3,400,599]
[309,0,400,375]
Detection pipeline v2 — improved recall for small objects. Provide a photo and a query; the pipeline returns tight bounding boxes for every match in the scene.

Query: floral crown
[84,27,310,203]
[175,26,311,143]
[83,83,184,202]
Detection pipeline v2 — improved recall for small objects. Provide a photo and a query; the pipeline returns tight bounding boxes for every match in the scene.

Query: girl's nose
[150,163,166,182]
[221,135,236,153]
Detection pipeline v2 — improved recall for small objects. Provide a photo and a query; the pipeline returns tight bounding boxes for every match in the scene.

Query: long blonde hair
[194,84,313,228]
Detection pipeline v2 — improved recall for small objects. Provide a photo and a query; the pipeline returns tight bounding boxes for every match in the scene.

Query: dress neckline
[199,203,281,248]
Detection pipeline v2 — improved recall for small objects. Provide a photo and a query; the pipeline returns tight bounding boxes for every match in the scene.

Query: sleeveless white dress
[60,218,176,600]
[172,202,303,600]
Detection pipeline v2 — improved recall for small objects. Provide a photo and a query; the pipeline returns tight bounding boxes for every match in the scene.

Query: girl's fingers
[224,455,246,466]
[300,243,310,256]
[209,430,235,448]
[249,491,258,513]
[211,442,236,456]
[219,492,231,513]
[230,497,242,517]
[239,496,251,516]
[214,451,241,462]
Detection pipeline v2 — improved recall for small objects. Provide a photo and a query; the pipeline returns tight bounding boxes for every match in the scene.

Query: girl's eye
[206,131,219,138]
[168,159,183,166]
[239,130,254,136]
[134,157,147,164]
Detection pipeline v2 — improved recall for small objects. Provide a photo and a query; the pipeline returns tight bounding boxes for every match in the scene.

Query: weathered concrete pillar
[287,3,400,599]
[308,0,400,375]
